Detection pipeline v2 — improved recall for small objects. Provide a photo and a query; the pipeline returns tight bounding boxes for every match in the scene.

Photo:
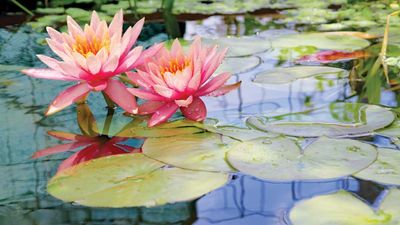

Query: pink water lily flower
[22,10,162,115]
[127,38,241,127]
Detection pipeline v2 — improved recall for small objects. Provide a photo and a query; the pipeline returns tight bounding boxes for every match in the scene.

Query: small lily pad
[271,33,370,51]
[48,154,229,207]
[203,37,271,57]
[247,103,395,137]
[143,133,234,172]
[289,189,400,225]
[215,56,261,75]
[354,148,400,185]
[253,66,348,85]
[226,137,377,181]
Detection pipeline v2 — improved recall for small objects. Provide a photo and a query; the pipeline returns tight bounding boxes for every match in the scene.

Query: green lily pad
[247,103,395,137]
[203,36,271,57]
[354,148,400,185]
[377,119,400,138]
[48,154,228,207]
[289,189,400,225]
[271,33,370,51]
[215,56,261,75]
[101,117,205,138]
[202,125,277,141]
[253,66,348,85]
[226,136,377,181]
[143,133,234,172]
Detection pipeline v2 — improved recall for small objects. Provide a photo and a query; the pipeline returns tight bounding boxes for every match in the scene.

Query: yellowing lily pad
[271,33,370,51]
[247,103,395,137]
[203,36,271,57]
[48,154,229,207]
[289,189,400,225]
[226,137,377,181]
[143,133,234,172]
[354,148,400,185]
[215,56,261,75]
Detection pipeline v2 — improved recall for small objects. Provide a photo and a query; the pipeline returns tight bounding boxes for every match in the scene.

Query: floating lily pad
[203,37,271,57]
[271,33,370,51]
[354,148,400,185]
[289,189,400,225]
[376,119,400,138]
[215,56,261,75]
[253,66,348,85]
[202,125,277,141]
[102,118,205,138]
[247,103,395,137]
[143,133,234,172]
[226,137,377,181]
[48,154,229,207]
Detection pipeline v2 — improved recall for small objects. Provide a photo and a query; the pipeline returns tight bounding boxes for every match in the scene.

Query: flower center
[73,35,110,58]
[160,59,190,76]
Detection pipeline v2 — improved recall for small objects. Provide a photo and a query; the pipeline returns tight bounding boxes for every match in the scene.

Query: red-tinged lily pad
[298,50,369,63]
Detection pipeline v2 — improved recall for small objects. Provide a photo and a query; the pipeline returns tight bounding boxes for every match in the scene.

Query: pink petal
[120,18,145,58]
[201,48,227,83]
[175,95,193,107]
[103,79,138,114]
[207,81,241,97]
[126,71,154,89]
[46,27,64,43]
[153,84,178,98]
[21,68,79,81]
[172,66,193,92]
[46,82,91,116]
[90,11,101,30]
[108,9,123,38]
[132,43,163,67]
[128,88,166,101]
[116,46,143,73]
[32,142,90,159]
[187,57,202,91]
[102,54,119,73]
[86,54,101,74]
[115,144,142,153]
[180,97,207,121]
[148,102,179,127]
[67,15,84,38]
[138,101,165,115]
[196,72,231,96]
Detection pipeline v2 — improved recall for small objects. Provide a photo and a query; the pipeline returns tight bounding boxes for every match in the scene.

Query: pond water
[1,6,400,225]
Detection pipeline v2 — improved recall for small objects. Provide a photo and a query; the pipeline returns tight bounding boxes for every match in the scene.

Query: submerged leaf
[226,136,377,181]
[289,189,400,225]
[215,56,261,75]
[247,103,395,137]
[48,154,228,207]
[354,148,400,185]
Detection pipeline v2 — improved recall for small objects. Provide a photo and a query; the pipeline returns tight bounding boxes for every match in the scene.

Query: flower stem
[102,91,116,109]
[102,107,115,136]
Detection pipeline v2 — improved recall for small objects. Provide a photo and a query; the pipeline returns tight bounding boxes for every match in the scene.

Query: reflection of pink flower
[22,10,162,115]
[127,38,241,127]
[33,131,140,172]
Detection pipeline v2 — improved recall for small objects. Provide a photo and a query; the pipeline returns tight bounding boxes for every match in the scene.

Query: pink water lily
[127,38,241,127]
[22,10,162,115]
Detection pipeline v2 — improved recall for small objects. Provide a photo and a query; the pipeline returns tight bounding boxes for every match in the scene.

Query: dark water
[0,15,398,225]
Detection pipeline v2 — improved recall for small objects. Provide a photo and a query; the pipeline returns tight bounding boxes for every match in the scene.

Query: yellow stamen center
[73,35,110,58]
[160,59,191,76]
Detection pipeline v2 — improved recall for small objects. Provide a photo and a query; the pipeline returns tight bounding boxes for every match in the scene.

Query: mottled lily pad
[271,33,370,51]
[247,103,395,137]
[48,154,229,207]
[215,56,261,75]
[226,137,377,181]
[143,133,234,172]
[253,66,348,85]
[290,189,400,225]
[203,37,271,57]
[354,148,400,185]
